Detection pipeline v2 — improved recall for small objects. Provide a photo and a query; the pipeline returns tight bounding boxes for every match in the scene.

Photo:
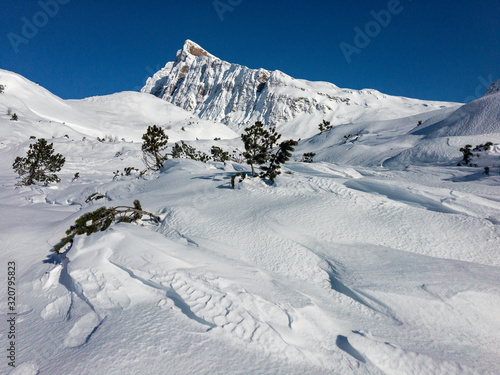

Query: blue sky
[0,0,498,102]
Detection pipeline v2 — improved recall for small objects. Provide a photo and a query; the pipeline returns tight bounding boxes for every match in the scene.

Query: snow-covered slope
[0,69,237,145]
[142,40,457,137]
[1,68,500,375]
[412,89,500,138]
[294,80,500,168]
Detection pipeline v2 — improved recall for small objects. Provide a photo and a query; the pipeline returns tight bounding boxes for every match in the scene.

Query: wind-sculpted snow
[1,62,500,374]
[142,40,456,137]
[1,149,499,373]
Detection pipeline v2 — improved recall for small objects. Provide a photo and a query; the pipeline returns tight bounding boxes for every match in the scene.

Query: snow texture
[0,56,499,374]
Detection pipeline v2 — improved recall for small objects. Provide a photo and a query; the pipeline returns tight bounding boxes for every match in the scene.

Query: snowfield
[0,69,499,375]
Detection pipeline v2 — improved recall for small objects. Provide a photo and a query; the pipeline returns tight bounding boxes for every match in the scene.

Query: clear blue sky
[1,0,498,103]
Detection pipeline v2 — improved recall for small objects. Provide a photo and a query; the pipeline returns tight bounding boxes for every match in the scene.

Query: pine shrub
[260,140,298,182]
[12,138,65,186]
[210,146,229,163]
[241,121,281,176]
[301,152,316,163]
[54,200,160,254]
[142,125,169,170]
[318,120,332,133]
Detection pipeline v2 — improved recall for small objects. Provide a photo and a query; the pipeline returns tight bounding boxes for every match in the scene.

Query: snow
[1,67,500,374]
[142,40,458,137]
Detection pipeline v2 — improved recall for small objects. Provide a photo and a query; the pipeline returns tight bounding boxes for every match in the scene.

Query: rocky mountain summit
[142,40,456,136]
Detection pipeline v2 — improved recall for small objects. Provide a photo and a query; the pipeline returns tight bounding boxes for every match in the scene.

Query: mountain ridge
[142,40,457,137]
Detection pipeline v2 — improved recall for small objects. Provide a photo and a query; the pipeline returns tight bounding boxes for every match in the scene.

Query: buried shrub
[260,140,298,182]
[458,145,473,166]
[210,146,229,163]
[230,172,246,189]
[54,200,160,254]
[85,192,112,203]
[458,142,494,167]
[318,120,332,133]
[301,152,316,163]
[171,141,210,162]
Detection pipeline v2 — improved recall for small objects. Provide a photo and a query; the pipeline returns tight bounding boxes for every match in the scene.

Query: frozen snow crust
[1,67,500,374]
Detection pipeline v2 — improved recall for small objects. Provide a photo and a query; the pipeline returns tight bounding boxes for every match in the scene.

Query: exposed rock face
[142,40,456,136]
[485,79,500,96]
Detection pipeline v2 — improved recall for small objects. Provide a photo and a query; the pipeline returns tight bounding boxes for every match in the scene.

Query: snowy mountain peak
[176,39,216,62]
[142,41,457,137]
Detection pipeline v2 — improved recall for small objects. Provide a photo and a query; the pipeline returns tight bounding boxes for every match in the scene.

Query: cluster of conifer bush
[11,121,303,254]
[458,142,498,175]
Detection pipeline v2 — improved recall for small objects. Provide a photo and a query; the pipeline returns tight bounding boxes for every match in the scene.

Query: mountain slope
[0,69,237,146]
[1,67,500,375]
[142,40,458,137]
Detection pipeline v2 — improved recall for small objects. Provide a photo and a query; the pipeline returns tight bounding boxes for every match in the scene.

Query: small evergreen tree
[230,172,246,188]
[12,138,65,186]
[210,146,229,163]
[142,125,168,170]
[171,141,210,162]
[241,121,281,176]
[459,145,473,166]
[301,152,316,163]
[0,84,5,93]
[318,120,332,133]
[260,140,298,182]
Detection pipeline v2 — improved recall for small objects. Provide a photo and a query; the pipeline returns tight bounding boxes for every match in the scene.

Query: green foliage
[141,125,169,170]
[230,172,246,189]
[113,167,139,180]
[459,142,494,167]
[241,121,281,176]
[123,166,139,176]
[54,201,160,254]
[473,142,493,152]
[210,146,229,163]
[10,113,18,121]
[301,152,316,163]
[459,145,473,166]
[260,140,298,182]
[85,193,112,203]
[12,138,65,186]
[171,141,210,162]
[318,120,332,133]
[344,134,360,143]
